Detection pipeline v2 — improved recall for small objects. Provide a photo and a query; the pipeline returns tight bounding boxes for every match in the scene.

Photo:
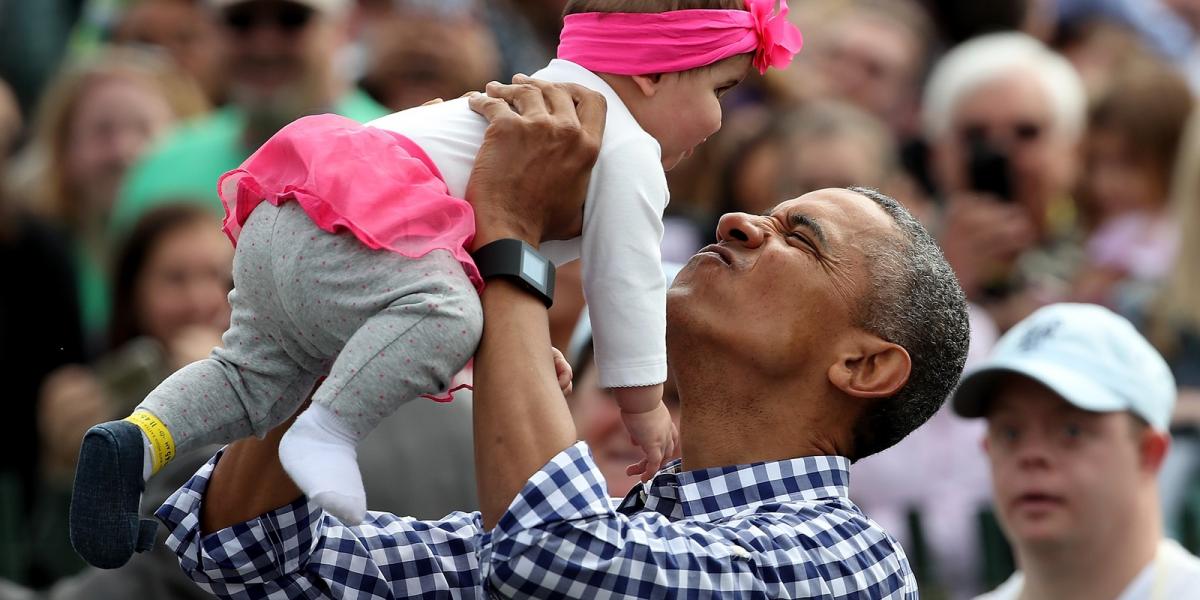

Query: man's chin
[231,80,311,112]
[1003,512,1074,548]
[670,253,737,303]
[667,260,708,297]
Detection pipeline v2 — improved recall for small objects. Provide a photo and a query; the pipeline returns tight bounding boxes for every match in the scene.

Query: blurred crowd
[1,0,1199,598]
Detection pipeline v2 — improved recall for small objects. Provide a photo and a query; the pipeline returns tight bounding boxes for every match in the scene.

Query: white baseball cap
[951,303,1176,430]
[206,0,349,15]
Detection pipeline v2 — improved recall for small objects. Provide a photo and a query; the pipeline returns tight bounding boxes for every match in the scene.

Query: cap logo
[1018,319,1060,352]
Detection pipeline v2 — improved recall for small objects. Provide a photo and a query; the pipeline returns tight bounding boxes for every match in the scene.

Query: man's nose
[1014,436,1053,471]
[716,212,765,248]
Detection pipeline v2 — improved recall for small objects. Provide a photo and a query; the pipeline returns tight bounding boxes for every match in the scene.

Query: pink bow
[746,0,804,74]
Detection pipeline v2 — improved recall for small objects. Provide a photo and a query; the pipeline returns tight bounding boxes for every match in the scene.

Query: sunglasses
[223,2,315,34]
[958,121,1044,146]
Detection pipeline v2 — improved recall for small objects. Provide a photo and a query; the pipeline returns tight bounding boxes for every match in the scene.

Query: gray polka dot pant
[139,200,483,449]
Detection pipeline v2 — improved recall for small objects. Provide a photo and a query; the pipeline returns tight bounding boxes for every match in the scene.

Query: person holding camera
[923,32,1087,332]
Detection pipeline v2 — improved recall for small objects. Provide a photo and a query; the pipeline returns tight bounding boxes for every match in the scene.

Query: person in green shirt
[18,48,208,347]
[111,0,387,235]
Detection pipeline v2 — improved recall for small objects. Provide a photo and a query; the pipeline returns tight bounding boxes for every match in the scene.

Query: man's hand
[466,75,606,249]
[938,193,1037,299]
[166,325,224,371]
[39,366,111,477]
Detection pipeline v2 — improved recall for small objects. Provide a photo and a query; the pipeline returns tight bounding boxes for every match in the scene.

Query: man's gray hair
[846,187,970,460]
[921,32,1086,142]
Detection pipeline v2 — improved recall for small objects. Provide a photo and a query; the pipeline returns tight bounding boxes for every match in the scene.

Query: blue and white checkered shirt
[157,442,917,599]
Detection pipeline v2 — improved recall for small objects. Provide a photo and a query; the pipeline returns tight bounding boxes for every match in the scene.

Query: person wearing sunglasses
[109,0,388,237]
[923,32,1088,334]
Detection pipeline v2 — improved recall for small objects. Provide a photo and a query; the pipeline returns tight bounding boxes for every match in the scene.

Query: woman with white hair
[925,32,1088,331]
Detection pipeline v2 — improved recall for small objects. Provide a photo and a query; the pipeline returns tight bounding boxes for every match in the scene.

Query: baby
[70,0,802,568]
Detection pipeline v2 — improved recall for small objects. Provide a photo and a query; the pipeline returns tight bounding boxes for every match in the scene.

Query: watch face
[521,246,549,288]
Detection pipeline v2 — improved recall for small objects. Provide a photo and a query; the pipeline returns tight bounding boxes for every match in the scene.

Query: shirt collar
[619,455,853,521]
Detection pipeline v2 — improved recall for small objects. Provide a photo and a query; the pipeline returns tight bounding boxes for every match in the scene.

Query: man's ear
[631,73,664,98]
[827,335,912,399]
[1139,428,1170,475]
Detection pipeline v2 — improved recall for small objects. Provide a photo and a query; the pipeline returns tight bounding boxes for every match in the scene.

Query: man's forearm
[464,77,603,530]
[474,278,578,529]
[200,412,303,534]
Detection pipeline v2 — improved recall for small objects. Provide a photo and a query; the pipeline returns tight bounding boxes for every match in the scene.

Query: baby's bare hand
[621,402,678,482]
[551,347,573,395]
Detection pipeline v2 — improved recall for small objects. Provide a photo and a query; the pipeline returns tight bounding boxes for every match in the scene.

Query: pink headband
[557,0,803,76]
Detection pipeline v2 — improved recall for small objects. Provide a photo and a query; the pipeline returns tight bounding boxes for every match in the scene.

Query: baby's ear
[631,74,664,98]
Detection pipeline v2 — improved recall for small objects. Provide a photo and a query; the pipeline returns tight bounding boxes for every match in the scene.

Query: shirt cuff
[155,448,323,588]
[596,359,667,389]
[478,442,620,584]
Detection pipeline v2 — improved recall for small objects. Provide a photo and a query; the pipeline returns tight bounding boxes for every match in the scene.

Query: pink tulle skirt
[218,114,482,292]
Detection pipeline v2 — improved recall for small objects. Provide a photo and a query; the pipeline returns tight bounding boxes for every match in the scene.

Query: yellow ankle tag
[124,411,175,475]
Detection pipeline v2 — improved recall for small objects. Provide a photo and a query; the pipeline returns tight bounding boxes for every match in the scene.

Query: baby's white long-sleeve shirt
[369,59,669,388]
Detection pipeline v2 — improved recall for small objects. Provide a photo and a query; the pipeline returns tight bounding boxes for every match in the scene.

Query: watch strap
[471,239,556,308]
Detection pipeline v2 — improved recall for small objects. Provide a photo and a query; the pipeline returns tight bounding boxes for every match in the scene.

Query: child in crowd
[1073,59,1194,308]
[70,0,802,568]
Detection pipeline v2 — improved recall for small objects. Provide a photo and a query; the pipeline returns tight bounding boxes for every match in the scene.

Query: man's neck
[673,357,849,471]
[1016,495,1161,600]
[239,78,345,149]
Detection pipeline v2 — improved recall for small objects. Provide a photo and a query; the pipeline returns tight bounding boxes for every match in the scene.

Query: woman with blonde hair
[11,46,207,346]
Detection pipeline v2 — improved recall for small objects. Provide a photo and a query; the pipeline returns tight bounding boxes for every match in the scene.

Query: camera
[966,137,1013,202]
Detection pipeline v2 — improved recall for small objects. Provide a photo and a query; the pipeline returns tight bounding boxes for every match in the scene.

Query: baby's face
[634,55,750,171]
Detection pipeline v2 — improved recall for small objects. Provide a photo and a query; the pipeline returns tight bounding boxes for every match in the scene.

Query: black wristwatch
[471,239,556,308]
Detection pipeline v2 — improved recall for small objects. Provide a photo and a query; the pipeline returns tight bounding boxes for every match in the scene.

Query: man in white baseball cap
[952,302,1200,599]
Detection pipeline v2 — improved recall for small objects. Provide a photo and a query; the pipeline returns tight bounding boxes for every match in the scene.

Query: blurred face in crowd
[812,12,922,128]
[726,134,784,215]
[984,376,1162,551]
[65,74,174,220]
[135,218,233,344]
[628,55,751,171]
[1079,129,1167,222]
[1165,0,1200,33]
[934,69,1079,234]
[781,133,890,197]
[669,189,893,379]
[114,0,222,101]
[570,358,681,495]
[361,15,498,111]
[217,0,341,112]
